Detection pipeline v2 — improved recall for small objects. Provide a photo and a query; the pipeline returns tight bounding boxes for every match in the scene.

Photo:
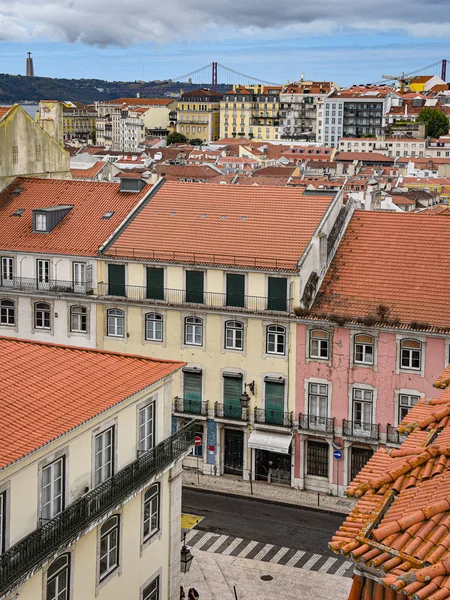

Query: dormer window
[35,213,47,231]
[32,205,73,234]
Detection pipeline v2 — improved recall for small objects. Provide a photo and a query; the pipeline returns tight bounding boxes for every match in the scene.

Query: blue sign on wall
[333,449,343,460]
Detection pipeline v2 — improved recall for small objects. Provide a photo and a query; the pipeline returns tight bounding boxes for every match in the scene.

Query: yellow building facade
[176,88,223,142]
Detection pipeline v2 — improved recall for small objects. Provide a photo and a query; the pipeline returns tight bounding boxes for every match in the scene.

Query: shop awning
[248,430,292,455]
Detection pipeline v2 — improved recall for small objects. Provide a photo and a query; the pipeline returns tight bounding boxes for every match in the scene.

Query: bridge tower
[442,59,447,82]
[212,62,218,91]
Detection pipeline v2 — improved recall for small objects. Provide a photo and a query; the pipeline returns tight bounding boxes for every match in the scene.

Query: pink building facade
[294,321,449,495]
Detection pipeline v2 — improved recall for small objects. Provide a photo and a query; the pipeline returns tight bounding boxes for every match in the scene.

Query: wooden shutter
[146,267,164,300]
[186,271,204,303]
[265,381,284,412]
[223,376,242,407]
[183,372,202,402]
[108,264,125,296]
[267,277,287,311]
[226,273,245,307]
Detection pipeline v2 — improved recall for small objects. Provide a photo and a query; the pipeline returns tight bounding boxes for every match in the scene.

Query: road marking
[285,550,305,567]
[300,553,321,570]
[237,540,259,558]
[319,557,338,573]
[186,530,198,543]
[335,560,353,576]
[207,535,229,553]
[192,532,215,550]
[222,537,244,555]
[253,544,274,561]
[269,547,290,563]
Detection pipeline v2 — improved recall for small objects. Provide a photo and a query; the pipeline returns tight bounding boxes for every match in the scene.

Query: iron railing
[214,402,249,421]
[342,419,380,441]
[298,414,335,435]
[0,421,195,597]
[97,283,292,315]
[386,424,407,445]
[174,396,209,416]
[0,277,93,295]
[254,408,293,428]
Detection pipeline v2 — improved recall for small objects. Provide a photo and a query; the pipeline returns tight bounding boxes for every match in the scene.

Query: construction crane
[382,72,414,93]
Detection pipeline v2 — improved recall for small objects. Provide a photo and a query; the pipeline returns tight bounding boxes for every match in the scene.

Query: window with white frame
[107,309,124,337]
[70,305,87,333]
[35,214,47,231]
[266,325,286,355]
[143,576,160,600]
[99,516,119,580]
[309,330,329,359]
[72,262,86,292]
[225,320,243,350]
[94,427,114,486]
[37,259,50,285]
[185,317,203,346]
[138,403,155,453]
[308,382,328,421]
[352,388,373,428]
[1,257,13,285]
[354,334,374,365]
[35,302,51,330]
[143,484,160,540]
[46,554,70,600]
[399,394,419,423]
[42,457,65,520]
[145,313,163,342]
[0,491,5,555]
[400,339,422,370]
[0,300,15,326]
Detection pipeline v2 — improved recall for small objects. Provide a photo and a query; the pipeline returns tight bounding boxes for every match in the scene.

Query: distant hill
[0,74,230,104]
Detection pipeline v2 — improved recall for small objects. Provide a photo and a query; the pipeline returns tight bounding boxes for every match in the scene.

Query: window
[36,213,47,231]
[0,491,5,555]
[307,441,329,477]
[309,330,329,359]
[36,144,42,161]
[73,262,86,292]
[138,403,155,453]
[353,388,373,427]
[143,484,160,540]
[226,273,245,307]
[225,320,243,350]
[145,313,163,342]
[42,457,65,520]
[1,257,13,285]
[99,516,119,580]
[264,380,285,424]
[37,259,50,286]
[267,277,287,311]
[266,325,285,355]
[185,270,204,304]
[107,309,124,337]
[143,576,160,600]
[35,302,51,329]
[12,145,18,164]
[308,382,328,420]
[400,339,422,370]
[108,264,125,297]
[185,317,203,345]
[46,554,70,600]
[94,427,114,486]
[146,267,164,300]
[399,394,419,422]
[0,300,15,326]
[70,306,87,333]
[354,334,374,365]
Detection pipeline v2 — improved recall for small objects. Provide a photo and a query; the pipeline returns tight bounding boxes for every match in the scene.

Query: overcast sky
[0,0,449,84]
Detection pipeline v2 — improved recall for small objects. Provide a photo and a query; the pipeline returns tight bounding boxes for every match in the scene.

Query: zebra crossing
[185,529,353,578]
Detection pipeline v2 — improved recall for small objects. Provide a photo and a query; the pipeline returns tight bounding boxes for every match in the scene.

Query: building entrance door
[224,429,244,476]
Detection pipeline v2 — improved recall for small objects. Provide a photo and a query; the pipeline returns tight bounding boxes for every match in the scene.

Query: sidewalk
[183,470,356,515]
[181,549,353,600]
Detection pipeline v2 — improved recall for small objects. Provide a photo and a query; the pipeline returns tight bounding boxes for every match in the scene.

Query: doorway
[224,429,244,476]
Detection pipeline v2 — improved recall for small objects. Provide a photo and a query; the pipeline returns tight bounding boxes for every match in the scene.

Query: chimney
[301,73,305,82]
[136,92,140,99]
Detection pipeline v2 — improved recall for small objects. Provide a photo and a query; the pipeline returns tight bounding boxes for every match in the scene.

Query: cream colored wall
[142,105,174,130]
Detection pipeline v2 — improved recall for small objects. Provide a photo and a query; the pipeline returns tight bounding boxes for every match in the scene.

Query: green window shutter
[186,271,204,303]
[265,382,284,424]
[146,267,164,300]
[108,264,125,296]
[268,277,287,311]
[223,376,242,419]
[183,372,202,413]
[226,273,245,307]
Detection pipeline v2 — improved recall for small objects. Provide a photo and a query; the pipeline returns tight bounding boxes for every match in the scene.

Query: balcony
[386,424,407,445]
[0,421,195,597]
[174,396,209,417]
[298,413,335,435]
[97,283,292,316]
[214,402,249,422]
[343,419,380,441]
[254,408,293,428]
[0,277,93,296]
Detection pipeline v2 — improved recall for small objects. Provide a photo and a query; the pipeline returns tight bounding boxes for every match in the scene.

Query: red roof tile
[70,161,106,180]
[104,98,174,106]
[0,106,12,120]
[0,338,184,469]
[336,152,395,163]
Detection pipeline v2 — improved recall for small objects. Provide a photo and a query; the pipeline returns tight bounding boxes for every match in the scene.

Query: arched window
[145,312,163,342]
[185,317,203,346]
[143,484,160,540]
[225,320,243,350]
[266,325,286,355]
[0,299,15,326]
[400,339,422,370]
[99,516,120,580]
[354,334,374,365]
[309,329,329,359]
[107,309,124,337]
[70,305,87,333]
[35,302,51,330]
[46,554,70,600]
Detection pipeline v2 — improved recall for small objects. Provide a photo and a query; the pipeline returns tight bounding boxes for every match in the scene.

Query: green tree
[416,107,449,138]
[190,138,204,146]
[167,132,188,145]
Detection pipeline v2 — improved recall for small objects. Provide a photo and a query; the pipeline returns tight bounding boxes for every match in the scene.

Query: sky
[0,0,449,86]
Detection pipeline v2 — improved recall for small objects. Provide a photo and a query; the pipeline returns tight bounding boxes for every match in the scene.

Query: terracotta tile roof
[418,204,450,214]
[155,165,219,179]
[0,106,12,120]
[335,152,395,163]
[329,86,391,98]
[105,181,333,270]
[313,211,450,328]
[105,98,174,106]
[0,337,184,469]
[236,175,289,187]
[181,88,223,99]
[216,137,252,145]
[254,166,296,177]
[0,177,149,256]
[70,161,106,180]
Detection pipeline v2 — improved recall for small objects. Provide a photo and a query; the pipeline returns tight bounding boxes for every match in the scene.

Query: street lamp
[240,381,255,409]
[180,533,193,574]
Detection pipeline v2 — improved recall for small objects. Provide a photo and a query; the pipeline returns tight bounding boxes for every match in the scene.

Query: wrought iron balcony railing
[386,424,407,445]
[0,421,195,597]
[174,396,209,416]
[298,413,335,435]
[342,419,380,441]
[254,408,293,428]
[214,402,249,421]
[0,277,93,296]
[97,283,292,315]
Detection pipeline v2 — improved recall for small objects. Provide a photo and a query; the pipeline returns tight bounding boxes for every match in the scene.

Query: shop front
[248,429,293,486]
